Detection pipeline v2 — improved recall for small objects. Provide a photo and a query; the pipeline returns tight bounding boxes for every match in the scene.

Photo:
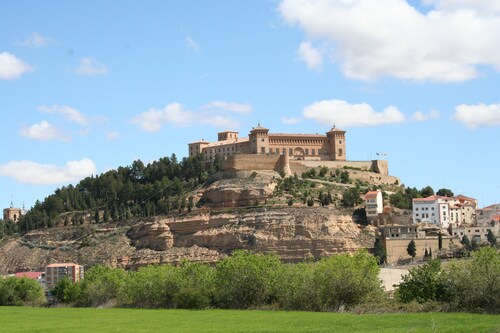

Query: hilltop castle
[188,124,346,161]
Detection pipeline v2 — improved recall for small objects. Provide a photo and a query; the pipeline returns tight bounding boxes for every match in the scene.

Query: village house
[45,263,84,291]
[365,190,383,220]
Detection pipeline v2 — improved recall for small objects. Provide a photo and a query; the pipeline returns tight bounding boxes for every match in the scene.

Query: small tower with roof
[326,125,346,161]
[248,122,269,155]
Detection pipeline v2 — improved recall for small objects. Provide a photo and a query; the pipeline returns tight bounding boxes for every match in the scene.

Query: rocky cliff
[0,206,375,274]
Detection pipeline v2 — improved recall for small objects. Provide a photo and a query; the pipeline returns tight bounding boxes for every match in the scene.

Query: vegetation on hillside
[16,154,223,232]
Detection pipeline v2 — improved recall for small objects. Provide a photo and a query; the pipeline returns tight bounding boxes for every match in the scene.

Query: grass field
[0,307,498,333]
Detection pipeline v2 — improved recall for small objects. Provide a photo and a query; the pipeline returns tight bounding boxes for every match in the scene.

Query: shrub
[0,277,46,306]
[313,251,383,311]
[213,250,282,309]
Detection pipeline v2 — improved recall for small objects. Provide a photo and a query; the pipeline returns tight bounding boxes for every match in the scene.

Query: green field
[0,307,498,333]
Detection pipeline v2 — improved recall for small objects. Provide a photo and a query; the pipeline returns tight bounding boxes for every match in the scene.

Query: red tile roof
[14,271,44,279]
[365,191,380,199]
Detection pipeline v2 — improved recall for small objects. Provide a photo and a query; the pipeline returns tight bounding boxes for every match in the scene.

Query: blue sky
[1,0,499,209]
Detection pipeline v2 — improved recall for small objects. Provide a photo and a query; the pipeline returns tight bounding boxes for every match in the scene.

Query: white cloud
[186,36,201,53]
[19,121,70,142]
[131,102,243,132]
[297,42,323,70]
[106,131,120,140]
[0,158,96,185]
[411,110,440,121]
[203,101,253,114]
[279,0,500,82]
[75,57,108,76]
[452,103,500,127]
[0,52,32,80]
[302,99,405,127]
[17,32,50,48]
[38,105,89,126]
[281,116,302,125]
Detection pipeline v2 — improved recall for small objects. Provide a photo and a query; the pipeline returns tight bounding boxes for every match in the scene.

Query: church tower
[326,126,346,161]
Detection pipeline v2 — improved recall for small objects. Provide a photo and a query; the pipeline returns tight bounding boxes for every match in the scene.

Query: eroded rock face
[0,206,375,274]
[203,172,278,207]
[127,219,173,251]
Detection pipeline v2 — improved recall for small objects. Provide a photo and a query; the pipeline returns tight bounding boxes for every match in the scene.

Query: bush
[0,277,46,306]
[313,251,383,311]
[275,262,318,311]
[121,265,184,308]
[78,265,127,307]
[213,250,282,309]
[396,259,447,304]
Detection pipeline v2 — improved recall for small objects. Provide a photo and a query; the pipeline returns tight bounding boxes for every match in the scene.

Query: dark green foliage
[407,240,416,258]
[397,259,447,303]
[313,251,383,311]
[78,265,127,307]
[438,231,443,250]
[339,171,350,184]
[420,186,434,197]
[487,229,496,246]
[389,186,422,210]
[19,154,221,231]
[461,235,471,250]
[0,277,46,306]
[287,198,294,206]
[397,248,500,313]
[213,250,282,309]
[52,277,81,304]
[436,188,454,197]
[341,187,362,207]
[373,238,387,264]
[353,208,367,225]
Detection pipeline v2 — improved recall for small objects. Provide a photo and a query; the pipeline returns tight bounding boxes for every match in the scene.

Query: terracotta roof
[365,191,380,199]
[46,263,81,268]
[14,272,44,279]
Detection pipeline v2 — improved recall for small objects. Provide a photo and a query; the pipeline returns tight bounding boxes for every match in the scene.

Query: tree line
[18,154,224,232]
[3,248,498,314]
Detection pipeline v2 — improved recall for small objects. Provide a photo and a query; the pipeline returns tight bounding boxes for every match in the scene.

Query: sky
[1,0,499,210]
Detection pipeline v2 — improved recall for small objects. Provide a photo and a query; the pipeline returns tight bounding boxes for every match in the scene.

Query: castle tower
[326,125,346,161]
[248,123,269,154]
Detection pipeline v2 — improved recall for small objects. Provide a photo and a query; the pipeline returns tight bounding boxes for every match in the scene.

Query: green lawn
[0,307,498,333]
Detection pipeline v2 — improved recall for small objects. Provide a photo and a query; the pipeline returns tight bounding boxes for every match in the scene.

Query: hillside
[0,155,402,274]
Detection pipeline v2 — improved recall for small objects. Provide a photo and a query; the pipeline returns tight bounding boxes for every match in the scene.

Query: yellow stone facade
[188,124,346,161]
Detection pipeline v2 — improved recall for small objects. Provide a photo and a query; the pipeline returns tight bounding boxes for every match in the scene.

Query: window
[261,147,265,154]
[289,148,293,155]
[416,208,419,211]
[305,149,309,155]
[311,149,315,155]
[339,140,342,144]
[339,148,343,156]
[262,138,265,142]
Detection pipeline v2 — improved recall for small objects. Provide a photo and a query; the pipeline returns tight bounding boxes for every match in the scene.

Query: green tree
[313,251,383,311]
[461,235,471,250]
[487,229,496,247]
[373,238,387,265]
[438,231,443,250]
[436,188,454,197]
[79,265,127,307]
[342,188,362,207]
[0,277,46,306]
[396,259,447,303]
[407,240,416,259]
[420,186,434,197]
[52,277,81,304]
[340,171,350,184]
[213,250,282,309]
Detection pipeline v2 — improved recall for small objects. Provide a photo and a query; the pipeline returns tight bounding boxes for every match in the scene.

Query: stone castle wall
[224,154,391,178]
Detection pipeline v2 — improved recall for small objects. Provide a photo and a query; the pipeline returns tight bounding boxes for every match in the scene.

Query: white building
[365,190,383,218]
[412,195,477,229]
